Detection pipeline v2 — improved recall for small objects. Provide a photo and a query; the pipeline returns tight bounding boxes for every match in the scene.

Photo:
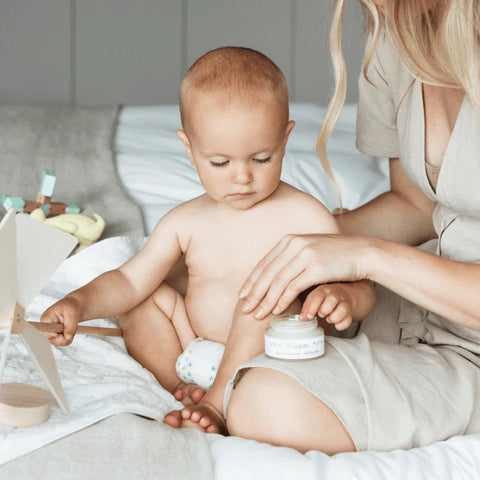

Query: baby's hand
[299,284,353,331]
[40,296,81,346]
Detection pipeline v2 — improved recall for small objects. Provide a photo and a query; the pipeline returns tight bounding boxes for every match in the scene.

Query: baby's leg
[119,283,197,395]
[181,299,302,434]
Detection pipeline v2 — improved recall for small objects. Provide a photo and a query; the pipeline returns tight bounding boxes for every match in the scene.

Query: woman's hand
[239,234,373,320]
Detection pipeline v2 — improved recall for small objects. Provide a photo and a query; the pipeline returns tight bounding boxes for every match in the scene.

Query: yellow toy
[30,208,105,252]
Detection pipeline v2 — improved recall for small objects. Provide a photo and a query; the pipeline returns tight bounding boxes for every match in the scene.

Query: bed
[0,103,479,479]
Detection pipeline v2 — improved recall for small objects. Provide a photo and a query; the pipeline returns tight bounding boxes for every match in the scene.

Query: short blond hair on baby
[179,47,289,132]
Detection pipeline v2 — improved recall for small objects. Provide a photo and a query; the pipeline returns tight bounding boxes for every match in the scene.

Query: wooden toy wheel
[0,383,51,427]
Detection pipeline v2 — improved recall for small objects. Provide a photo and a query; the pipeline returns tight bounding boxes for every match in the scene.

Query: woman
[224,0,480,454]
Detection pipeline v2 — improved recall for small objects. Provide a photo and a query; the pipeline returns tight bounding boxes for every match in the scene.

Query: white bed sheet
[115,103,480,480]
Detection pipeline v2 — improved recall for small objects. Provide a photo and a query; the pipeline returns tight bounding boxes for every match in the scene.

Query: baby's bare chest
[187,230,275,281]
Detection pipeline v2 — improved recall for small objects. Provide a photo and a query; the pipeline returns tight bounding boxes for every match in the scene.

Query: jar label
[264,335,324,360]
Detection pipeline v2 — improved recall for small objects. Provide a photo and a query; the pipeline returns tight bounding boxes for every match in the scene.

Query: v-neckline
[418,81,466,196]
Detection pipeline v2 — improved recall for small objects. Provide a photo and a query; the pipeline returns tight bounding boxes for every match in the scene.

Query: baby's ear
[284,121,295,144]
[176,129,195,166]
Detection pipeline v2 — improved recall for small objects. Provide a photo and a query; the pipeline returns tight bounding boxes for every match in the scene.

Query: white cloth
[0,237,211,471]
[208,430,480,480]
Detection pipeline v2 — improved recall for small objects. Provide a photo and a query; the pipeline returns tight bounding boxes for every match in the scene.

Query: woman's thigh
[225,334,480,452]
[226,367,355,455]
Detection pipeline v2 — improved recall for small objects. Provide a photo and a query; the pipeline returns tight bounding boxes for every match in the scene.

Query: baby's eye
[253,156,271,164]
[209,160,229,168]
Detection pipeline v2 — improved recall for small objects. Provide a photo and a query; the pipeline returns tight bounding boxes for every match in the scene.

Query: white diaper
[175,337,225,390]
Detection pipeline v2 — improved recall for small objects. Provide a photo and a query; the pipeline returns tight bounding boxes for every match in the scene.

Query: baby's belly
[185,279,240,343]
[184,277,302,344]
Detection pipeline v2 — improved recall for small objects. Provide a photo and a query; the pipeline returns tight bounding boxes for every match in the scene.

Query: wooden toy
[30,208,106,252]
[1,169,80,217]
[0,209,78,427]
[30,322,122,337]
[0,209,121,427]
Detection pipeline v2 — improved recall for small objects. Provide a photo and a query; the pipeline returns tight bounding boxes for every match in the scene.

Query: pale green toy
[30,208,105,252]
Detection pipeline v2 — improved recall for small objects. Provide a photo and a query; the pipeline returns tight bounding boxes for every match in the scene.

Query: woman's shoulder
[356,30,417,158]
[364,31,413,102]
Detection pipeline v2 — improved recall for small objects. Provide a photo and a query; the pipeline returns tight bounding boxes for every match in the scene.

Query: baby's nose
[232,164,253,184]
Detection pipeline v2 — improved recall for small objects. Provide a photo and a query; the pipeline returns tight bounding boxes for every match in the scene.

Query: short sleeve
[356,34,400,158]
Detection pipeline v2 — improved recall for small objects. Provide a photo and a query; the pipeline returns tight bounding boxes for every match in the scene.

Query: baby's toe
[206,424,219,434]
[190,410,202,423]
[163,410,182,428]
[199,416,212,429]
[174,390,184,401]
[181,407,193,420]
[190,387,206,404]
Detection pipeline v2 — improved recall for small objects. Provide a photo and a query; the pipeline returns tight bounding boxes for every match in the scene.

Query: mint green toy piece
[2,195,25,212]
[65,205,81,214]
[40,204,50,215]
[40,170,56,197]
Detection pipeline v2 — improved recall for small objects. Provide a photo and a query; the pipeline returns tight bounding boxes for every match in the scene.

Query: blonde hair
[318,0,480,210]
[179,47,289,133]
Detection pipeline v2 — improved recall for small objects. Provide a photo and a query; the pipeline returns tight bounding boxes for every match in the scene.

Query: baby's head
[177,47,295,210]
[179,46,290,133]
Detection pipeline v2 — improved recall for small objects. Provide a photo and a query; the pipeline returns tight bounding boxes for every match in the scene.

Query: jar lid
[270,315,319,332]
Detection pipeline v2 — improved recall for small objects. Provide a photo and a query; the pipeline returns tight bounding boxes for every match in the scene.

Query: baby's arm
[41,208,186,345]
[292,194,376,330]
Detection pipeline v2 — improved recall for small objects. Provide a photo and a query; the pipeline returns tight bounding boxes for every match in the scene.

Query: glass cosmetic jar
[264,314,324,360]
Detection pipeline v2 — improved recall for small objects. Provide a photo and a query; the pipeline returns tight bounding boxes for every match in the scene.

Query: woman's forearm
[365,238,480,330]
[337,158,437,245]
[337,190,436,245]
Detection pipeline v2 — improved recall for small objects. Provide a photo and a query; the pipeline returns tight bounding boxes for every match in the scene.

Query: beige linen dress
[224,33,480,451]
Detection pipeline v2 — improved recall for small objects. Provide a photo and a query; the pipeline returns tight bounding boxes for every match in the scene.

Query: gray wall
[0,0,366,106]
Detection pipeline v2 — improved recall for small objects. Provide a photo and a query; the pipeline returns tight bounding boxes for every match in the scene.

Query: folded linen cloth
[0,237,212,479]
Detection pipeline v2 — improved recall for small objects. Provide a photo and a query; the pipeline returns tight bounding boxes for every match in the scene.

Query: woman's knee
[226,367,356,454]
[226,367,285,437]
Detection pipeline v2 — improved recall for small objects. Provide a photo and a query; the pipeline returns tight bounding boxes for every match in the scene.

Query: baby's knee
[119,283,179,331]
[118,309,135,332]
[152,283,183,318]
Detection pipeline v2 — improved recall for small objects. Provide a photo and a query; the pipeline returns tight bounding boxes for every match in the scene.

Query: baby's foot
[163,382,206,428]
[181,399,227,435]
[173,381,206,406]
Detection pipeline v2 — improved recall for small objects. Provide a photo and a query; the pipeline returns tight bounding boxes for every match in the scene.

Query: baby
[41,47,375,434]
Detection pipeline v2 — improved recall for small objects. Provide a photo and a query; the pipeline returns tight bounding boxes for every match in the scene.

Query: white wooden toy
[0,209,78,427]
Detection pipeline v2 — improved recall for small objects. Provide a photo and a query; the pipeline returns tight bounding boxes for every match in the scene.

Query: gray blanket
[0,104,144,237]
[0,414,213,480]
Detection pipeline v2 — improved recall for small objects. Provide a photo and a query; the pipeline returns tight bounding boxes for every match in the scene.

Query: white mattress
[115,103,480,479]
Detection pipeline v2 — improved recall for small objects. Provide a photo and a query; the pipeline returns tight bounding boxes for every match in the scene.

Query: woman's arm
[240,233,480,331]
[338,158,437,245]
[240,158,480,331]
[367,239,480,330]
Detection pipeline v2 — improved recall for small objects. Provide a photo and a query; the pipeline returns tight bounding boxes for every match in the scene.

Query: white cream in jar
[264,315,324,360]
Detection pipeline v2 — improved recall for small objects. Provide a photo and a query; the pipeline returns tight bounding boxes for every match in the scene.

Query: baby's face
[177,97,294,211]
